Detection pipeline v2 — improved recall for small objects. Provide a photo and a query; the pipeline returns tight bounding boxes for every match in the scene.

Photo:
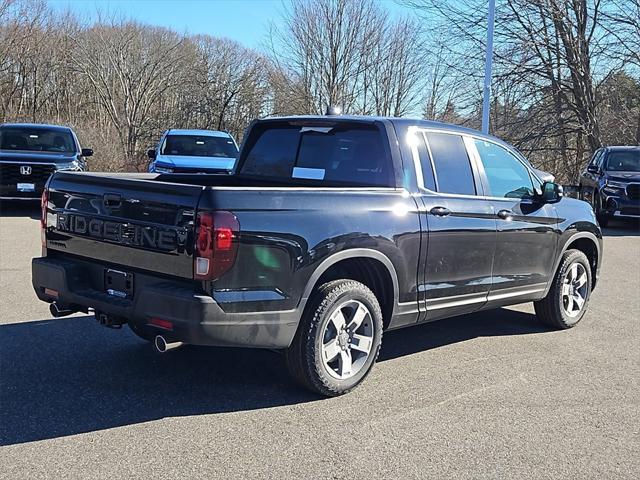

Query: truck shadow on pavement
[0,308,550,445]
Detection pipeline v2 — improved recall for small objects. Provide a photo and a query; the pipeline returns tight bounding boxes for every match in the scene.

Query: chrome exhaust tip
[154,335,184,353]
[50,302,74,318]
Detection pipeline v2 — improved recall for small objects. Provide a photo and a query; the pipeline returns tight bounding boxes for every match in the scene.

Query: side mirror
[541,181,563,203]
[81,148,93,157]
[147,149,157,159]
[587,165,599,174]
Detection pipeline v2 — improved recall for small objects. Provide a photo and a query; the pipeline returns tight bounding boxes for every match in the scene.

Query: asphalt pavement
[1,203,639,479]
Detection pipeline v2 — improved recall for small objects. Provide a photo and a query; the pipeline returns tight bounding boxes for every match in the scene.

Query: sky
[48,0,416,50]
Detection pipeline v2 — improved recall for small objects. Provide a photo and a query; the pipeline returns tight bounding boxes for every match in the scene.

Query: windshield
[0,127,75,153]
[605,151,640,172]
[161,135,238,158]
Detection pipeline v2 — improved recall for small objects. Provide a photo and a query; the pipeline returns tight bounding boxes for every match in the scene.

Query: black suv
[579,146,640,227]
[0,123,92,200]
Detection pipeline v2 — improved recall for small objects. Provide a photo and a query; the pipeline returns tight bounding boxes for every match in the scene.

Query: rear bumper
[32,257,299,348]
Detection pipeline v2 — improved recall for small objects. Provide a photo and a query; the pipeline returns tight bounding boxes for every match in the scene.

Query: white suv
[147,129,238,174]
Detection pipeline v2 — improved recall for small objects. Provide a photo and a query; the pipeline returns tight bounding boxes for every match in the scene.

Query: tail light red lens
[41,188,48,247]
[148,317,173,330]
[194,211,239,280]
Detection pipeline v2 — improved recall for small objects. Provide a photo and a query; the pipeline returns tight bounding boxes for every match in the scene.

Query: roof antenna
[325,106,342,116]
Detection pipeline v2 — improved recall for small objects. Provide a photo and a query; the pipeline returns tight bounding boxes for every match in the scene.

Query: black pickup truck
[32,115,602,396]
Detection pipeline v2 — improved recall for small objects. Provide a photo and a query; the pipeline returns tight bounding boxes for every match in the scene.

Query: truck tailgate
[45,172,203,279]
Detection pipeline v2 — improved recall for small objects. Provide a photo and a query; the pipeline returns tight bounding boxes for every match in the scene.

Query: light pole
[481,0,496,134]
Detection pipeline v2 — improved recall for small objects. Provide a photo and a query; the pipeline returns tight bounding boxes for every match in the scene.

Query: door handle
[497,209,514,220]
[430,206,451,217]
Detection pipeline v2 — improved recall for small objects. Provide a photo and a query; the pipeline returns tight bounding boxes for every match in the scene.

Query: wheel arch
[546,232,601,295]
[298,249,399,330]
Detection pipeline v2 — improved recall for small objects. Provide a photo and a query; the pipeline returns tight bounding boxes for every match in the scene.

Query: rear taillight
[41,188,48,247]
[194,211,239,280]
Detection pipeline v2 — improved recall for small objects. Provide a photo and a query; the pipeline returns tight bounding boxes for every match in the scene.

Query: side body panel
[483,198,558,308]
[488,199,558,288]
[199,188,423,327]
[419,195,496,321]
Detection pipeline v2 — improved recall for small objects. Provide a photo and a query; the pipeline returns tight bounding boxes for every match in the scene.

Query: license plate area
[17,183,35,192]
[104,269,134,299]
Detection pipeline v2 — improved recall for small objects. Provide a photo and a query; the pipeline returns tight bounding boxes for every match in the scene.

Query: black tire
[592,190,609,227]
[128,321,154,342]
[534,249,592,329]
[285,279,383,396]
[597,213,609,228]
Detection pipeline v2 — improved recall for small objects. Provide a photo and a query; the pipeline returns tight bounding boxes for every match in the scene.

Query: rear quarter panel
[201,188,422,315]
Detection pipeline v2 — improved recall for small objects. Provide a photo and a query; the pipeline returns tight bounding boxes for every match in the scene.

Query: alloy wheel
[321,300,374,380]
[561,263,588,317]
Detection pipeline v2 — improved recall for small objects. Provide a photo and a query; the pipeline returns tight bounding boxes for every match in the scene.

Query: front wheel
[534,249,592,329]
[285,279,383,396]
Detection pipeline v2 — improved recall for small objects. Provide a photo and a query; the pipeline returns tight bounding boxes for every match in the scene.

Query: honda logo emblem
[20,165,32,175]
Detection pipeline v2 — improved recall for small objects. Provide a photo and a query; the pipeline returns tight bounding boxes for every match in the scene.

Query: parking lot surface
[1,204,639,479]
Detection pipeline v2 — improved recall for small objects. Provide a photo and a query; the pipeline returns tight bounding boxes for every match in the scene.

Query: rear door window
[415,132,436,191]
[426,132,476,195]
[239,123,393,187]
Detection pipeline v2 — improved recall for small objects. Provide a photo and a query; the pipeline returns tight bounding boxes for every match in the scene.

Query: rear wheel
[285,279,383,396]
[534,249,592,329]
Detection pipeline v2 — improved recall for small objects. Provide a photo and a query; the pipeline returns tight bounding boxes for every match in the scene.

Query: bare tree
[271,0,426,116]
[0,0,636,179]
[403,0,637,181]
[363,16,425,116]
[69,19,190,169]
[185,36,268,136]
[273,0,385,114]
[0,0,50,120]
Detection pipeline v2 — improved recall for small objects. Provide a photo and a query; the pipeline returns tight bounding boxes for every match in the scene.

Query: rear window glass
[426,132,476,195]
[239,124,393,187]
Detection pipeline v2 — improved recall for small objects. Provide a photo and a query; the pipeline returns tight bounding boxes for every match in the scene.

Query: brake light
[194,211,239,280]
[41,188,48,247]
[148,317,173,330]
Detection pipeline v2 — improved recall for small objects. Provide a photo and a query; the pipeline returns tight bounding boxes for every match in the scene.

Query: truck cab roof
[261,114,515,152]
